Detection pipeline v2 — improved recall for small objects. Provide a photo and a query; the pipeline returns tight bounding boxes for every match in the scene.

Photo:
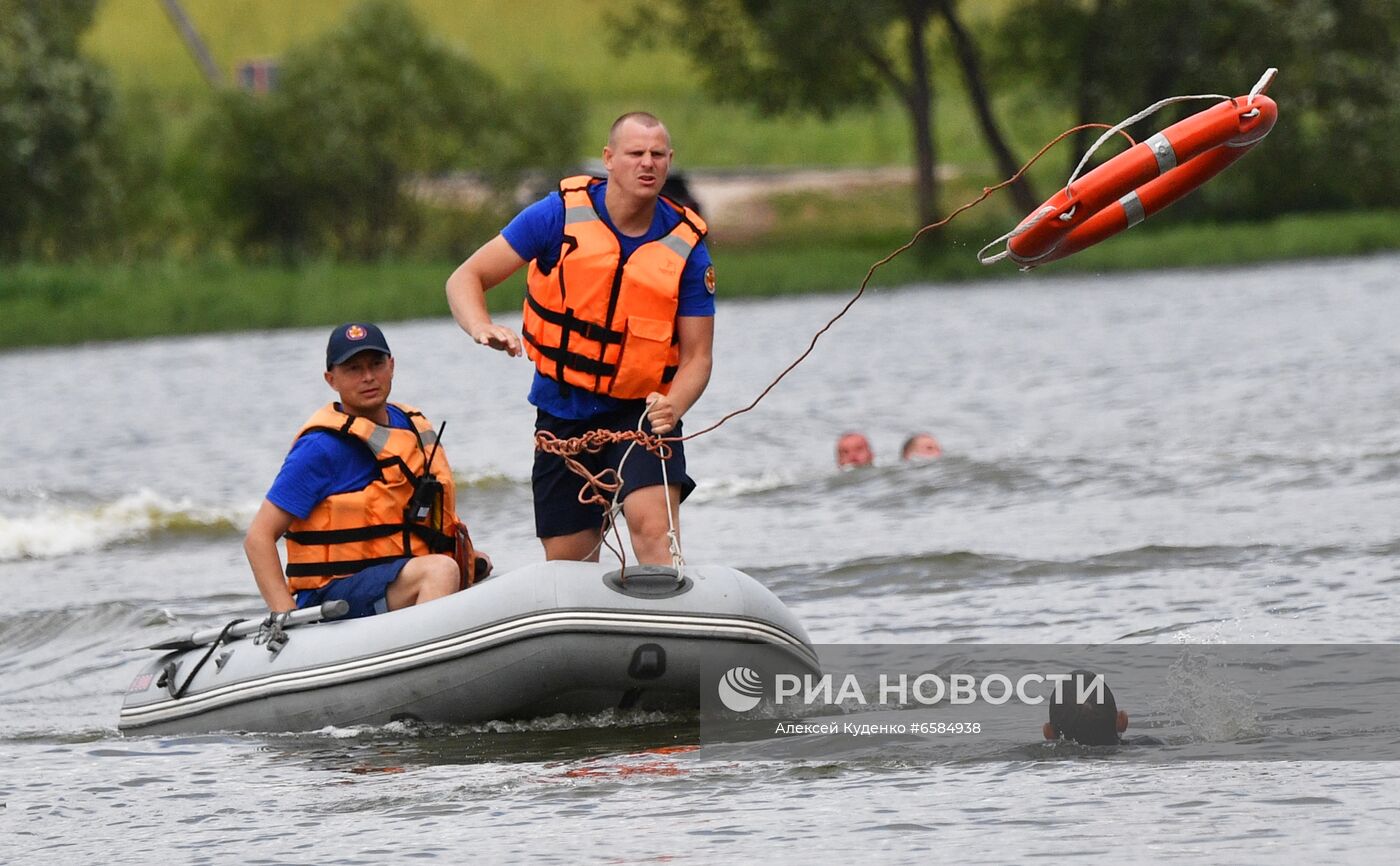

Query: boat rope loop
[168,617,245,699]
[657,438,685,573]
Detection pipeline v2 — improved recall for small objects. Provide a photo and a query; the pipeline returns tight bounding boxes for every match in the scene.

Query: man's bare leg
[542,528,603,562]
[622,484,683,566]
[385,554,460,610]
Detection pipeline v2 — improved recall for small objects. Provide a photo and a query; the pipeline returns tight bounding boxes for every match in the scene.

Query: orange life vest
[521,175,708,399]
[283,403,459,591]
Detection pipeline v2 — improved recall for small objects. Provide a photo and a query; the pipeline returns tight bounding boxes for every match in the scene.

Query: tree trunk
[902,5,939,227]
[937,0,1038,214]
[1070,0,1109,175]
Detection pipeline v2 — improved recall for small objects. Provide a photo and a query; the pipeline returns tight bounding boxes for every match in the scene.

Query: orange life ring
[1005,93,1278,268]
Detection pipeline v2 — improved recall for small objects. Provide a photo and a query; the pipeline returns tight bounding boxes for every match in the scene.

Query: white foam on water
[686,468,803,502]
[470,707,679,733]
[451,470,525,490]
[269,709,681,741]
[1162,648,1264,742]
[0,488,251,561]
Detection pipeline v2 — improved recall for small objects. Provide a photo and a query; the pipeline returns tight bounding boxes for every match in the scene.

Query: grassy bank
[86,0,1052,170]
[4,209,1397,351]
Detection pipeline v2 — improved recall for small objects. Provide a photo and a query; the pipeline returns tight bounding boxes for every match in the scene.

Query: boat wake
[0,488,249,561]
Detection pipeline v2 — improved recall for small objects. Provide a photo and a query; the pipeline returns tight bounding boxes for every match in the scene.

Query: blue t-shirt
[266,405,411,519]
[501,179,715,420]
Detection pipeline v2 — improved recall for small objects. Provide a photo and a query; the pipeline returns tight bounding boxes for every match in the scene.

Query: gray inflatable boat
[119,562,817,735]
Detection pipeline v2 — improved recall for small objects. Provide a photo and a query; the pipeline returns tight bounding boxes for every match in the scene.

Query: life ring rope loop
[980,68,1279,269]
[1065,92,1231,189]
[980,67,1282,270]
[1248,68,1277,103]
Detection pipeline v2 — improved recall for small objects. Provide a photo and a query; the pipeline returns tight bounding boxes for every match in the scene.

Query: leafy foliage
[992,0,1400,216]
[201,0,583,260]
[610,0,1036,227]
[613,0,891,117]
[0,0,119,258]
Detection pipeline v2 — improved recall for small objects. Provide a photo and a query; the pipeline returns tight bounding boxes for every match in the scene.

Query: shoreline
[3,209,1398,351]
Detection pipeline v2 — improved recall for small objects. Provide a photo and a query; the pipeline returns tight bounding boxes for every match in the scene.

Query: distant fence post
[236,59,281,94]
[157,0,225,88]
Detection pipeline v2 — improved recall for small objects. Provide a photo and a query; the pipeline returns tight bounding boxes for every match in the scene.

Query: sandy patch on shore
[413,165,924,239]
[686,166,911,228]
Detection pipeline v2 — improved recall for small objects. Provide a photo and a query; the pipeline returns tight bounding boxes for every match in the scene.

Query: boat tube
[119,562,817,735]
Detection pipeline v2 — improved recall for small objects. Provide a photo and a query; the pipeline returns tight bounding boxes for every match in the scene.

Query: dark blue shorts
[532,403,696,539]
[294,558,409,620]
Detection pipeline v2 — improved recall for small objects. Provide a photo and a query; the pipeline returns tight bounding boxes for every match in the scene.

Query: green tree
[0,0,119,258]
[994,0,1400,216]
[204,0,583,260]
[610,0,1038,229]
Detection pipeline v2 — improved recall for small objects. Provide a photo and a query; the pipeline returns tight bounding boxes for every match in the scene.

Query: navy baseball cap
[326,322,392,369]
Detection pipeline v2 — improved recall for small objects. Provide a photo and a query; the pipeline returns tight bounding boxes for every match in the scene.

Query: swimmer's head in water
[1043,669,1129,746]
[836,432,874,468]
[901,432,942,461]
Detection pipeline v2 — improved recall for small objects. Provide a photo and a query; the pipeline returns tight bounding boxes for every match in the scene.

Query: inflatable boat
[119,562,817,735]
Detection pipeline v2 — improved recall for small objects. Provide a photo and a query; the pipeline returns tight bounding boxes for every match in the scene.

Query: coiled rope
[537,121,1135,568]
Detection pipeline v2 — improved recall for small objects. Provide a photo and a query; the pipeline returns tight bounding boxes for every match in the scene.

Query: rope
[1248,68,1278,104]
[979,102,1220,268]
[169,617,245,699]
[1065,92,1231,189]
[979,71,1279,268]
[535,414,681,572]
[976,203,1056,266]
[538,122,1143,561]
[678,124,1122,444]
[657,435,684,573]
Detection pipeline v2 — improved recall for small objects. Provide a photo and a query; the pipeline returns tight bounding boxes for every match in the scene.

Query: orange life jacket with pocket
[283,403,459,591]
[521,175,708,399]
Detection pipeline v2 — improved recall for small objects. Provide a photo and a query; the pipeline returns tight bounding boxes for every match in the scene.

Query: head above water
[901,432,942,461]
[836,432,874,469]
[1044,669,1129,746]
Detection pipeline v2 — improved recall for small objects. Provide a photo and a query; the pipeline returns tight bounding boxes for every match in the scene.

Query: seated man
[901,432,943,461]
[244,322,488,620]
[836,432,874,469]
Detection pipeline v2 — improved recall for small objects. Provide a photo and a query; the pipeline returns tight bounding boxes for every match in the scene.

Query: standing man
[244,322,487,619]
[445,112,715,565]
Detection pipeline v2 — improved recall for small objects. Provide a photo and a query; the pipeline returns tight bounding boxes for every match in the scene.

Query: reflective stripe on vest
[521,175,707,399]
[283,402,459,591]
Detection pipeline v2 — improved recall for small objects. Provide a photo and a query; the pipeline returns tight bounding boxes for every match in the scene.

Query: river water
[3,254,1398,862]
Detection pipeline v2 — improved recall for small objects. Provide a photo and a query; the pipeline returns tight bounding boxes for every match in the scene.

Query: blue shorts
[532,403,696,539]
[294,558,409,620]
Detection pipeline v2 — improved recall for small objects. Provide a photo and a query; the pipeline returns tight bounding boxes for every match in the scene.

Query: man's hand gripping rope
[534,427,674,510]
[535,123,1133,566]
[535,425,677,571]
